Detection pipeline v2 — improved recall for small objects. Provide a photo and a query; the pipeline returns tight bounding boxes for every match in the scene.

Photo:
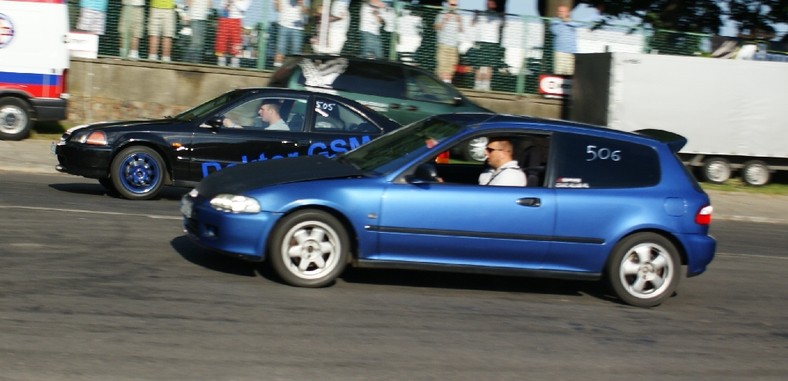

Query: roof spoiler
[635,129,687,153]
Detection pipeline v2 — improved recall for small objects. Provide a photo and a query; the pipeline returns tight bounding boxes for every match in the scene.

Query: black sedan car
[53,88,400,200]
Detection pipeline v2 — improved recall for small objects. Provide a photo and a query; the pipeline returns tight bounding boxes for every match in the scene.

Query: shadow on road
[170,235,260,278]
[49,182,188,200]
[170,235,617,303]
[341,267,615,302]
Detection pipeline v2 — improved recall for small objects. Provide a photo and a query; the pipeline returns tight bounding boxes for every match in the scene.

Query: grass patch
[700,177,788,196]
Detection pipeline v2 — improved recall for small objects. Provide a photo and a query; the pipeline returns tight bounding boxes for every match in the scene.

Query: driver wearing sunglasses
[478,137,527,186]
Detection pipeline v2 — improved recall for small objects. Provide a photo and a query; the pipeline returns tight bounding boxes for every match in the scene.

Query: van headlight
[209,194,261,214]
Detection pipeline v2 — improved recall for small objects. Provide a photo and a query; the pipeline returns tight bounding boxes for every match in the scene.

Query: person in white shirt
[260,103,290,131]
[478,138,527,187]
[215,0,251,67]
[274,0,307,67]
[184,0,211,63]
[359,0,387,59]
[119,0,146,59]
[434,0,462,83]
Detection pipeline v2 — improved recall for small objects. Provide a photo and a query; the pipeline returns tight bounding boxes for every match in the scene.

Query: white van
[0,0,70,140]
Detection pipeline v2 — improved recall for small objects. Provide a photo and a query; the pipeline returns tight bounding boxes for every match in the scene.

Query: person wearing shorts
[76,0,108,35]
[215,0,251,67]
[148,0,176,61]
[119,0,145,59]
[434,0,462,83]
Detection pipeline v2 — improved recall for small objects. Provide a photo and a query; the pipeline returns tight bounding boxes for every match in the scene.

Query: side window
[311,97,382,135]
[552,133,660,188]
[405,70,457,104]
[424,134,550,187]
[221,97,308,131]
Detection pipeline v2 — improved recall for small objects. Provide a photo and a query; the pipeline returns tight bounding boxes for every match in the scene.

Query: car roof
[284,54,442,75]
[434,113,686,150]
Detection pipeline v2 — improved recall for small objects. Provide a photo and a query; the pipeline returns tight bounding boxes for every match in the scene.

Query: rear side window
[405,69,458,104]
[296,59,405,99]
[552,133,660,188]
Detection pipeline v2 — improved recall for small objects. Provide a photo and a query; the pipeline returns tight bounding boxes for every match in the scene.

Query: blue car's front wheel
[269,210,350,287]
[110,146,167,200]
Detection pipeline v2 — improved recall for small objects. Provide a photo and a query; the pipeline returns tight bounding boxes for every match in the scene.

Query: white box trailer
[570,52,788,185]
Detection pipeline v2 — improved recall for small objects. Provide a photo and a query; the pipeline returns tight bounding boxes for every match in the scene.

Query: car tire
[0,97,33,141]
[110,146,167,200]
[269,210,350,288]
[701,157,731,184]
[741,160,770,186]
[607,233,681,308]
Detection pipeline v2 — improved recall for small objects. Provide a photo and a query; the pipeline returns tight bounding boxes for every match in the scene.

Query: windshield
[174,91,247,121]
[341,118,464,175]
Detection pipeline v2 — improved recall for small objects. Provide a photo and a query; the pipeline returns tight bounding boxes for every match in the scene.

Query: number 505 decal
[586,145,621,161]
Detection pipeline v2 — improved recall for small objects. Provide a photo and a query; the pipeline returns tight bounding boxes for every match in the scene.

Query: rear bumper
[31,98,68,121]
[678,233,717,277]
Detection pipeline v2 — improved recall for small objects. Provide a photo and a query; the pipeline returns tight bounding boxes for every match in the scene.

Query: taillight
[695,205,713,225]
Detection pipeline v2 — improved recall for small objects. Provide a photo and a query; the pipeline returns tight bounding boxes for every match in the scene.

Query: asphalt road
[1,172,787,380]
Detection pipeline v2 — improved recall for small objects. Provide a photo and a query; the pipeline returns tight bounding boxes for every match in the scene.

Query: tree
[573,0,787,38]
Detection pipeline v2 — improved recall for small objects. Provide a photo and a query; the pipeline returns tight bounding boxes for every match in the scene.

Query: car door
[375,182,556,269]
[187,95,312,180]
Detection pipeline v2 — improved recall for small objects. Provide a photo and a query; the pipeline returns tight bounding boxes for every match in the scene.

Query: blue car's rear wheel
[110,146,167,200]
[607,233,681,308]
[269,210,349,287]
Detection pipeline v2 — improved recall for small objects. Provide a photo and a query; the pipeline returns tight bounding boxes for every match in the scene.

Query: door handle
[389,103,401,109]
[516,197,541,207]
[406,105,418,111]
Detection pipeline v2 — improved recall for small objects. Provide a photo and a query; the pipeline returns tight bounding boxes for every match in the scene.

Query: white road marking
[0,205,182,221]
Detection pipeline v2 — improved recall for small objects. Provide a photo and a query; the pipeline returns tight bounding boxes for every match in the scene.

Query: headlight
[73,130,108,146]
[210,194,261,214]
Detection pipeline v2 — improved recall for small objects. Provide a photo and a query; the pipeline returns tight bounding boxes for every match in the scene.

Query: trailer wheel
[702,157,731,184]
[741,160,771,186]
[0,97,33,141]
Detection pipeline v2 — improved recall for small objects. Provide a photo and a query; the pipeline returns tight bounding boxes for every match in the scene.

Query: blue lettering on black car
[201,136,371,177]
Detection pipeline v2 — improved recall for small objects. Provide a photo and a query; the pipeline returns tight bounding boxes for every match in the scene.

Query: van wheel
[607,233,681,308]
[701,157,731,184]
[741,160,770,186]
[0,97,33,141]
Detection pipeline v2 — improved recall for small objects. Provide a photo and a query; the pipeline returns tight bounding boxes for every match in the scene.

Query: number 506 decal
[586,145,621,161]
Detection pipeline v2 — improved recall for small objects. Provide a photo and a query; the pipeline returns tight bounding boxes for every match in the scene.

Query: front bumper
[54,143,113,178]
[182,195,279,261]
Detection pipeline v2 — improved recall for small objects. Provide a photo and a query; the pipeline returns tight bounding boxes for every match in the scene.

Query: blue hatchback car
[181,113,716,307]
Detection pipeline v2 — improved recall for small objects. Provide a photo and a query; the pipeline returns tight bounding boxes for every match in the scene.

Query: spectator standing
[119,0,145,59]
[148,0,177,61]
[76,0,108,35]
[184,0,211,63]
[433,0,462,83]
[359,0,388,59]
[470,0,504,91]
[311,0,350,55]
[215,0,251,67]
[550,4,578,75]
[274,0,308,67]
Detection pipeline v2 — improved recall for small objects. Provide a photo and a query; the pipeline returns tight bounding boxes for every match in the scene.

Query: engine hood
[196,155,365,198]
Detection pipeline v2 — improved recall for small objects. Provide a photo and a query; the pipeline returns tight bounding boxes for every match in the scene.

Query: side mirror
[200,117,224,129]
[409,163,440,183]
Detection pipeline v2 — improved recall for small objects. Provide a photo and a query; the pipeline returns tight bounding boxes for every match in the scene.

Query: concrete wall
[66,58,562,125]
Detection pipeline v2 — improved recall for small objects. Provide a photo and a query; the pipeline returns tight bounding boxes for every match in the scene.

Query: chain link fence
[68,1,785,95]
